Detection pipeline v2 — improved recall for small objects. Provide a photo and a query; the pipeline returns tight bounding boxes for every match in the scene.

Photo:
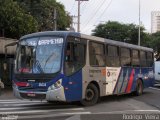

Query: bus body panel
[81,66,154,99]
[13,71,83,102]
[113,67,154,95]
[63,70,83,102]
[82,66,106,99]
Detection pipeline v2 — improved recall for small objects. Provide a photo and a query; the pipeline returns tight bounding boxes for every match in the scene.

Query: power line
[70,1,76,13]
[93,0,113,25]
[81,0,97,20]
[81,2,87,14]
[82,0,113,33]
[81,0,106,32]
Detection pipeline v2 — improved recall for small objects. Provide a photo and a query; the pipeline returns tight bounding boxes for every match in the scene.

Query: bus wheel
[135,80,143,96]
[80,83,99,106]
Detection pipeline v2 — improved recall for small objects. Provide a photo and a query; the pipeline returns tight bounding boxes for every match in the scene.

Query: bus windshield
[16,36,63,74]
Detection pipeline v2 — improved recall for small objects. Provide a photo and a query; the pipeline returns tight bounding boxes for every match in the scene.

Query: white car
[155,61,160,83]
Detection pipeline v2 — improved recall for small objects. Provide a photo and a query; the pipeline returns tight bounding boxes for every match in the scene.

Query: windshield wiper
[33,60,44,73]
[44,52,56,69]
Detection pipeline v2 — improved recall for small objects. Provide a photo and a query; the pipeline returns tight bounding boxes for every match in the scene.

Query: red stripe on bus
[126,69,134,93]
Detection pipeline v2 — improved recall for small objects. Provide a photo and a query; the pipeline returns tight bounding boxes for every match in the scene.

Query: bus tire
[135,80,143,96]
[80,83,99,106]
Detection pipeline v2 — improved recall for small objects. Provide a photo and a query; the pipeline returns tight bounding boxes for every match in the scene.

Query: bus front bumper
[13,86,66,101]
[46,87,66,101]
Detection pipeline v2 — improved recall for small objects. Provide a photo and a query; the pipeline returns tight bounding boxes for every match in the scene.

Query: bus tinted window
[140,51,147,67]
[89,42,105,66]
[147,52,153,67]
[106,45,120,67]
[120,48,131,66]
[132,50,140,67]
[65,37,86,75]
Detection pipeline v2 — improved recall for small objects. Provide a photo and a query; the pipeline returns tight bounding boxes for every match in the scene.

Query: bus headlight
[54,79,62,88]
[48,79,62,90]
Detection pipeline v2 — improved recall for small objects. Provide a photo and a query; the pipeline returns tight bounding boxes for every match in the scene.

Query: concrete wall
[0,37,17,55]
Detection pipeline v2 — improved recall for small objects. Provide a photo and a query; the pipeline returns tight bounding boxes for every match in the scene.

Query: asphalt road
[0,87,160,120]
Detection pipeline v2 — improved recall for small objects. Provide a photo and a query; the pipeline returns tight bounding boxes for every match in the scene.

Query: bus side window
[89,42,105,66]
[65,43,73,62]
[106,45,120,67]
[132,50,140,67]
[120,47,131,66]
[140,51,147,67]
[147,52,153,67]
[65,39,86,76]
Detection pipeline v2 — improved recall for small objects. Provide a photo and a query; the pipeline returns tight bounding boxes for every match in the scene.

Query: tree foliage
[0,0,71,39]
[17,0,71,31]
[0,0,38,39]
[92,21,149,46]
[149,32,160,60]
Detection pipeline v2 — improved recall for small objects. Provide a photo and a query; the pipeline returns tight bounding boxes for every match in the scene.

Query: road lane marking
[18,112,91,119]
[154,84,160,87]
[0,99,19,101]
[149,87,160,91]
[6,110,160,119]
[0,101,46,104]
[2,103,47,107]
[65,115,81,120]
[0,99,44,102]
[0,105,82,111]
[61,112,91,115]
[91,109,160,114]
[0,108,84,114]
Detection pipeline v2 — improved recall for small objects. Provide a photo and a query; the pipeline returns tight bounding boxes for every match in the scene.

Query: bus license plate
[27,93,36,97]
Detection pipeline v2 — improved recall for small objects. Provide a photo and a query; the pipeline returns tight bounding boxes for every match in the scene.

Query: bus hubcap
[86,89,94,101]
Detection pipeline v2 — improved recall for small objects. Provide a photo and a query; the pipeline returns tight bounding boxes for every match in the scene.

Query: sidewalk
[0,88,16,100]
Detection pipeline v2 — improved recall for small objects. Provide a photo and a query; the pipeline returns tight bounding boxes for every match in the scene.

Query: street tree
[17,0,71,31]
[149,32,160,60]
[92,21,149,46]
[0,0,38,39]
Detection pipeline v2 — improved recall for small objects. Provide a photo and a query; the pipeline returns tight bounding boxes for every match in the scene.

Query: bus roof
[20,31,153,52]
[81,34,153,52]
[20,31,80,40]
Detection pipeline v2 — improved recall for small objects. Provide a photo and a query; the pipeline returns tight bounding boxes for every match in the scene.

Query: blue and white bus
[13,31,154,106]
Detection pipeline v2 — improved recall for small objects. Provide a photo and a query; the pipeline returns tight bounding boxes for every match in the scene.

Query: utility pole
[54,8,57,31]
[138,0,141,46]
[77,0,80,32]
[76,0,88,32]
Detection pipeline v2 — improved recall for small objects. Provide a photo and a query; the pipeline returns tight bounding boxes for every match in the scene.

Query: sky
[57,0,160,35]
